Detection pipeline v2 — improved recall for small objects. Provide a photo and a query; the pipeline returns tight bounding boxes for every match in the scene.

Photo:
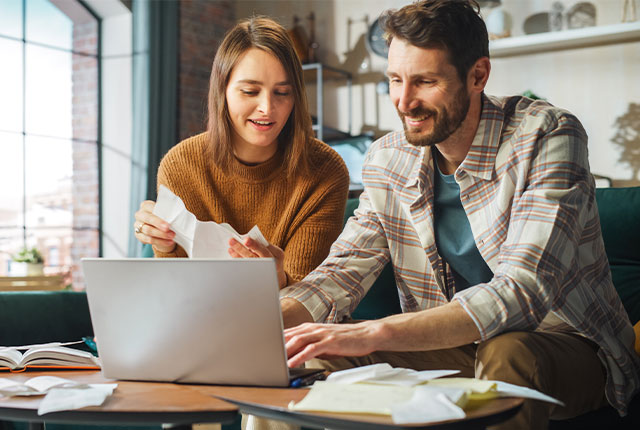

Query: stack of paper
[289,363,563,424]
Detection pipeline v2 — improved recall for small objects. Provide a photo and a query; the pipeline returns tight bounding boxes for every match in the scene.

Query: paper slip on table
[0,371,237,429]
[194,385,524,430]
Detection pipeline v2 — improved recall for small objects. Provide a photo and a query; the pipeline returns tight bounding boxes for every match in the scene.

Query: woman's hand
[228,237,287,289]
[133,200,176,253]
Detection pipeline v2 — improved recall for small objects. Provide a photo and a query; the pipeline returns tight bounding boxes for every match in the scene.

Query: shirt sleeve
[453,111,595,340]
[281,190,392,322]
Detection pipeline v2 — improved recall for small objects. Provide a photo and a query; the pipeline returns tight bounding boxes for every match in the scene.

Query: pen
[290,371,328,388]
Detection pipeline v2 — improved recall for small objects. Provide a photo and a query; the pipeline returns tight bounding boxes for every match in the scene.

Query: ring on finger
[135,223,143,234]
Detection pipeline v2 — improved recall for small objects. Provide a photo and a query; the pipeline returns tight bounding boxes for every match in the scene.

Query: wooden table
[0,371,237,429]
[194,385,524,430]
[0,371,523,430]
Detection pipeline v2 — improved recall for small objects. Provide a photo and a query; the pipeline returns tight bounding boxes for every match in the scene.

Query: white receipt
[153,185,268,258]
[493,380,564,406]
[37,384,117,415]
[0,376,86,397]
[326,363,460,386]
[0,376,117,415]
[391,387,466,424]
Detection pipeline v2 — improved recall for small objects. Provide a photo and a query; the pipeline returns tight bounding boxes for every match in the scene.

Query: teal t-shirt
[433,157,493,292]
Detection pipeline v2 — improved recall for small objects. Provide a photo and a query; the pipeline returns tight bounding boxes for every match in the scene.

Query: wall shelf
[489,21,640,58]
[302,63,352,142]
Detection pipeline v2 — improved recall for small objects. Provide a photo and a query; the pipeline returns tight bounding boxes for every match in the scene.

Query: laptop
[82,258,319,387]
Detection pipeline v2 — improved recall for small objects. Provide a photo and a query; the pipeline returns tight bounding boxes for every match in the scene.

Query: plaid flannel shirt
[281,95,640,413]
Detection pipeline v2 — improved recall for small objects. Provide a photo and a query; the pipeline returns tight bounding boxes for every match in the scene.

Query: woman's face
[225,48,294,164]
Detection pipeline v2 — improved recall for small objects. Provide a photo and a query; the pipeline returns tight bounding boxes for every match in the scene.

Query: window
[0,0,100,288]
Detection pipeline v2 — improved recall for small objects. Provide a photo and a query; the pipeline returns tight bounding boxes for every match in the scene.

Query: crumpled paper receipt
[153,185,268,258]
[37,384,117,415]
[0,376,83,397]
[0,376,117,416]
[325,362,460,386]
[289,363,563,424]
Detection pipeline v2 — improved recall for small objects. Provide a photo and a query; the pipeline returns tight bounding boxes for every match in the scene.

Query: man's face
[387,38,470,147]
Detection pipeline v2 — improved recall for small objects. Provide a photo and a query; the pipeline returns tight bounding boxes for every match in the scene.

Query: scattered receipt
[37,384,117,415]
[0,376,117,416]
[325,362,460,386]
[0,376,84,397]
[153,185,268,258]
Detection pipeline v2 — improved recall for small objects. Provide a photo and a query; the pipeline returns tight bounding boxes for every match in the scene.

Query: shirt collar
[405,144,428,190]
[457,94,504,181]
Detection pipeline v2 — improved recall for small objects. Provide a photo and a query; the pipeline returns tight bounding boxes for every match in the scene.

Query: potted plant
[9,247,45,276]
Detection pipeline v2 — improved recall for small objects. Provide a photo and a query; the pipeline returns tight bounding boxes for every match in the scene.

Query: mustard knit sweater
[154,132,349,284]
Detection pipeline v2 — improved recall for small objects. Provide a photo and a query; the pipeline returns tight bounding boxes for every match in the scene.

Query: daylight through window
[0,0,100,289]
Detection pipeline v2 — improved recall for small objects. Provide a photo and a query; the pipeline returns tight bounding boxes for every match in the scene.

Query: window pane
[0,38,23,133]
[0,228,25,276]
[0,0,23,39]
[25,44,72,139]
[24,135,72,228]
[26,226,72,277]
[26,0,72,50]
[0,131,24,228]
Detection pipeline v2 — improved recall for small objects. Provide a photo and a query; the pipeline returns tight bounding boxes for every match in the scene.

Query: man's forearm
[281,297,314,329]
[371,300,481,351]
[284,300,483,367]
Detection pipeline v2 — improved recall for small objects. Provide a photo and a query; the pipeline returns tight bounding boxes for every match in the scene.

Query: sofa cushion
[351,264,402,320]
[595,187,640,325]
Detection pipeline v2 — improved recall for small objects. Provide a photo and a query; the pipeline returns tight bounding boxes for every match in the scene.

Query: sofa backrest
[2,188,635,346]
[348,187,640,324]
[345,199,402,320]
[595,187,640,325]
[0,291,93,346]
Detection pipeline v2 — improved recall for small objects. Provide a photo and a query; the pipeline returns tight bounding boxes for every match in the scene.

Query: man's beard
[399,87,470,147]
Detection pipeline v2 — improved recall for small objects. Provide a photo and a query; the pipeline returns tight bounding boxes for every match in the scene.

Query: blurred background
[0,0,638,289]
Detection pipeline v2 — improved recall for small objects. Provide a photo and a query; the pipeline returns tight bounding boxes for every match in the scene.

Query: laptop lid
[82,258,292,387]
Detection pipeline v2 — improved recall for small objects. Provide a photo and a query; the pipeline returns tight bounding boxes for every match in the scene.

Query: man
[279,1,640,429]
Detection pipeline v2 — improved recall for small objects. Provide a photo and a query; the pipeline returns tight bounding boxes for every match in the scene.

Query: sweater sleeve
[282,158,350,284]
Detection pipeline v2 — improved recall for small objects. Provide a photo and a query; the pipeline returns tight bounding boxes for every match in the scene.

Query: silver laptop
[82,258,316,387]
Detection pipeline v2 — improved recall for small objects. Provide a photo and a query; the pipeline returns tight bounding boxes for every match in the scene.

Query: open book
[0,343,100,371]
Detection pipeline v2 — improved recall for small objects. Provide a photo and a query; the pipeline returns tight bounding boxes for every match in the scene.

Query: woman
[133,17,349,288]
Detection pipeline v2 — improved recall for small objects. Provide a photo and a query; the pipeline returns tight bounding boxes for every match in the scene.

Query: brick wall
[71,21,99,289]
[177,0,235,142]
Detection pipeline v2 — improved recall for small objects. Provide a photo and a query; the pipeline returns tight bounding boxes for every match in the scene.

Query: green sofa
[1,187,638,429]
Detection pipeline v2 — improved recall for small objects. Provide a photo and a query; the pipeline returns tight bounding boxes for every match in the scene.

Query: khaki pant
[245,330,607,430]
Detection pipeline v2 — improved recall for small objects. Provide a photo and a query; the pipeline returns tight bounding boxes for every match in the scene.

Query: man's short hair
[381,0,489,82]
